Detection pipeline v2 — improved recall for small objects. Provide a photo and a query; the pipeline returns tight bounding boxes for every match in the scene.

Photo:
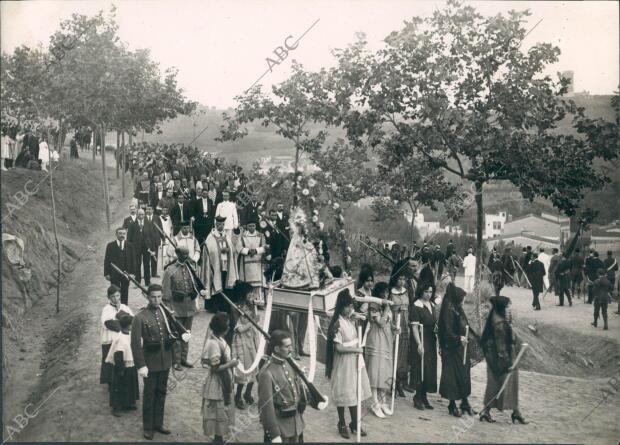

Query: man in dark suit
[555,253,573,307]
[123,203,138,229]
[240,193,261,227]
[150,182,165,215]
[275,202,290,252]
[104,227,135,305]
[526,252,545,310]
[192,188,214,247]
[144,206,162,278]
[127,208,153,286]
[170,194,192,235]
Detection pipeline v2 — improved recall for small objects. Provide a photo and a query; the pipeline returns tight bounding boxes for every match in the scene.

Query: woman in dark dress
[438,283,476,417]
[409,284,438,410]
[479,296,528,424]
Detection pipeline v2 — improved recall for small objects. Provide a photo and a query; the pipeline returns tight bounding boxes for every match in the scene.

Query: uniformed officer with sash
[131,284,189,440]
[258,330,307,443]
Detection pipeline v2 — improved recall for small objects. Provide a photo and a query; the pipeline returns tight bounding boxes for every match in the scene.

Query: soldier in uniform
[258,330,307,443]
[162,246,207,370]
[130,284,190,440]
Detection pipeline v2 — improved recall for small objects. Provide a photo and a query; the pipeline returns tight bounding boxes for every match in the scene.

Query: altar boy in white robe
[238,219,267,306]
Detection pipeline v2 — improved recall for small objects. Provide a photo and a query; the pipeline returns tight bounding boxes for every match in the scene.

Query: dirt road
[6,176,620,443]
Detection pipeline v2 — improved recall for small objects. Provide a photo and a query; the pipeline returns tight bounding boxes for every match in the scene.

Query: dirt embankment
[1,157,129,439]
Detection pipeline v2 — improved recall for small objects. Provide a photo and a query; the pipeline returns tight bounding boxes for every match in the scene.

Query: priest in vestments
[237,220,267,305]
[201,215,239,316]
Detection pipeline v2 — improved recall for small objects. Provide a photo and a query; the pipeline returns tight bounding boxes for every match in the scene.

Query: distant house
[406,209,462,238]
[588,221,620,253]
[487,212,570,250]
[484,211,507,239]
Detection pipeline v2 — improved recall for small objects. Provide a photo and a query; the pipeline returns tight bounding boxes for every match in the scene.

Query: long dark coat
[438,302,471,400]
[526,260,546,293]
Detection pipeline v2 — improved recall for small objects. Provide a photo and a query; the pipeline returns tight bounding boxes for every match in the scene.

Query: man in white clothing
[463,248,476,293]
[38,135,50,171]
[214,190,239,241]
[538,248,551,290]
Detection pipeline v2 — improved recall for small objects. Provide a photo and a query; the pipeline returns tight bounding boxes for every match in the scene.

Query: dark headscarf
[480,296,512,352]
[325,289,355,379]
[437,283,467,348]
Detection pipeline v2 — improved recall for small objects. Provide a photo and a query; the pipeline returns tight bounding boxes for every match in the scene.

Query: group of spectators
[1,127,60,172]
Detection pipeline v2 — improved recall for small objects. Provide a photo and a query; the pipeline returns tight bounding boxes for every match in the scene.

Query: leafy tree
[218,62,337,206]
[323,1,619,327]
[372,153,461,249]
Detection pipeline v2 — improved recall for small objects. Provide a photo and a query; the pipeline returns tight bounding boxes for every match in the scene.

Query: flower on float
[339,229,346,235]
[297,175,303,182]
[308,178,317,187]
[346,246,352,253]
[327,200,332,205]
[333,202,340,210]
[310,196,316,202]
[302,188,310,196]
[259,220,267,229]
[265,231,270,237]
[331,183,338,191]
[312,215,319,223]
[313,209,319,215]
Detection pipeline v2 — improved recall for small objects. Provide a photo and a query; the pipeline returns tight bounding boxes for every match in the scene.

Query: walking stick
[411,322,423,382]
[514,260,532,288]
[463,325,469,366]
[390,312,401,413]
[494,344,529,401]
[357,323,362,443]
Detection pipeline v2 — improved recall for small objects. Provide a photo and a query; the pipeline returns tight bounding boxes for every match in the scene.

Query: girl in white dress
[325,289,371,439]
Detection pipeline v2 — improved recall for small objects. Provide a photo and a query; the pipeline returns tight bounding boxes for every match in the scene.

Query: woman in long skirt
[202,313,238,443]
[410,284,438,410]
[479,296,528,424]
[438,283,475,417]
[326,289,372,439]
[388,273,410,397]
[365,282,398,418]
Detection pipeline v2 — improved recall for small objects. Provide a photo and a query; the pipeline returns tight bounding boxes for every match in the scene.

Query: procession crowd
[93,142,617,443]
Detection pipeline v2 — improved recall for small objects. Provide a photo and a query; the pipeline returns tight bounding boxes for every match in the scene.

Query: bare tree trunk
[49,154,61,313]
[474,180,484,331]
[128,130,134,185]
[92,129,96,162]
[121,131,126,198]
[101,124,111,230]
[115,131,120,179]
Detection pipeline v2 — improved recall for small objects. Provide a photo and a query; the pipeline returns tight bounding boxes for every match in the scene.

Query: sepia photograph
[1,0,618,443]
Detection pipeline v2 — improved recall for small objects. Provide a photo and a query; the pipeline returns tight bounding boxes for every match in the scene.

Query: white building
[484,211,507,239]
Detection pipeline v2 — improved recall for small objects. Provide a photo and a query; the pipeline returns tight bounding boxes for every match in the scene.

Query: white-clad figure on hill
[538,248,551,289]
[38,135,50,171]
[463,249,476,293]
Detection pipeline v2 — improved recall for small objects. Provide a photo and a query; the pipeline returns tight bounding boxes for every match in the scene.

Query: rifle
[215,288,329,411]
[109,262,188,335]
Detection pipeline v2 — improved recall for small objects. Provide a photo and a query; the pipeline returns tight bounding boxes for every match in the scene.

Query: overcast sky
[2,0,618,108]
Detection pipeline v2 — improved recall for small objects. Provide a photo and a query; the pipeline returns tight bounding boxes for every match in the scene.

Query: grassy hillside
[1,159,115,320]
